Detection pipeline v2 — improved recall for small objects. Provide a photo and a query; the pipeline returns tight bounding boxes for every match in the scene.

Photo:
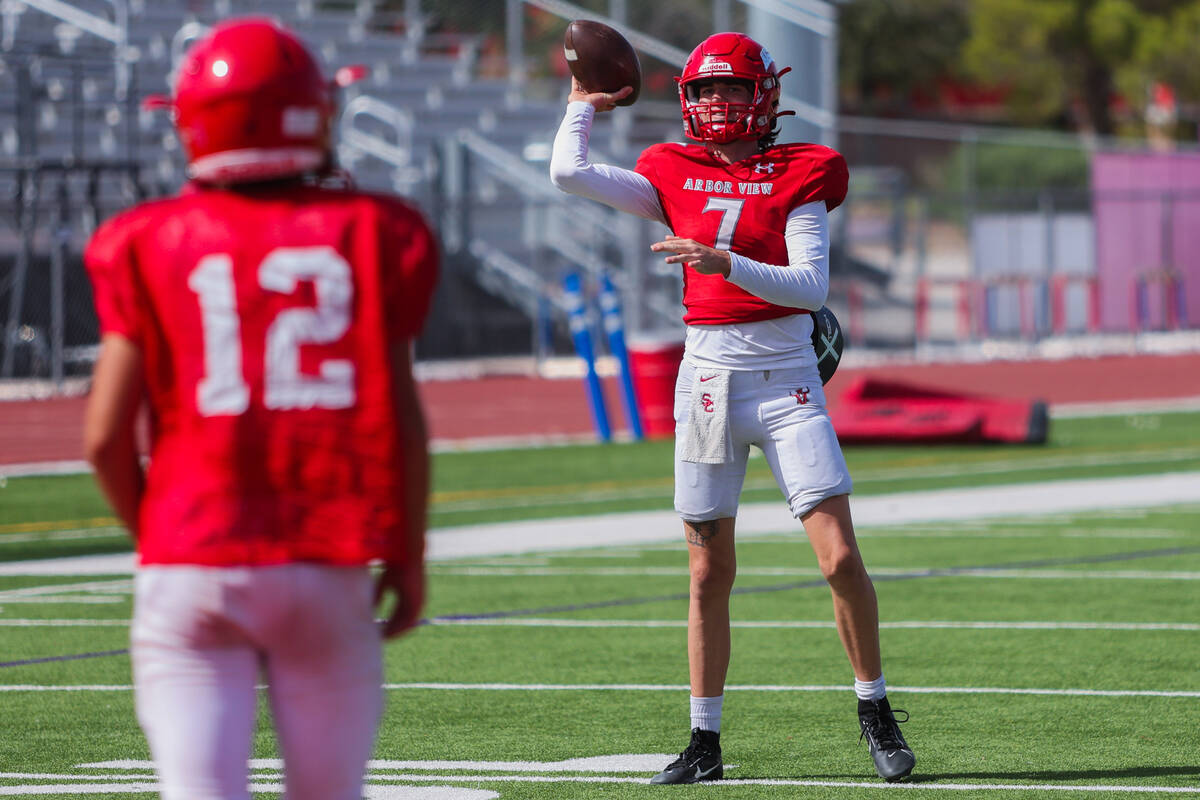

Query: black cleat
[650,727,723,784]
[858,697,915,782]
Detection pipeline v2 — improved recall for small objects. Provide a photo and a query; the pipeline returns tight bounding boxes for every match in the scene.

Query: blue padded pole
[563,272,611,442]
[598,272,644,440]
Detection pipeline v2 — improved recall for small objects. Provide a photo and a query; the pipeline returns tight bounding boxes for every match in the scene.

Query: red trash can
[626,337,686,439]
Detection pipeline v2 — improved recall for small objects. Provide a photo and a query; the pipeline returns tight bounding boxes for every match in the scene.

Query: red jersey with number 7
[635,142,847,326]
[85,182,438,567]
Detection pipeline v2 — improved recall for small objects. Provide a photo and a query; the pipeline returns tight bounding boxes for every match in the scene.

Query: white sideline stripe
[0,555,135,576]
[429,449,1200,514]
[4,618,1198,632]
[1053,395,1200,418]
[2,471,1198,575]
[0,460,90,478]
[4,682,1199,698]
[426,472,1200,559]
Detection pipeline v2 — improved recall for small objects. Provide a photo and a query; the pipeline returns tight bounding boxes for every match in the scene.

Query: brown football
[564,19,641,106]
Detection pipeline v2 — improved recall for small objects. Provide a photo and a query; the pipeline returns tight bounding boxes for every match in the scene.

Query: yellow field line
[0,517,119,535]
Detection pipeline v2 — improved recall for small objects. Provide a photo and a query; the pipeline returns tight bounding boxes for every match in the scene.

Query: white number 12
[188,246,356,417]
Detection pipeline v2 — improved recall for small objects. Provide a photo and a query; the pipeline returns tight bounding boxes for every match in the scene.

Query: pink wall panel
[1092,152,1200,330]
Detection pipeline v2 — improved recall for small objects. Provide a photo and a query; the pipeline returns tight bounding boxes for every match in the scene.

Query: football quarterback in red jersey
[83,18,437,799]
[551,31,915,784]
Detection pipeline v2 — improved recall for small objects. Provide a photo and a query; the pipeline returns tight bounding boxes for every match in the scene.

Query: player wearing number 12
[82,17,437,800]
[551,31,915,783]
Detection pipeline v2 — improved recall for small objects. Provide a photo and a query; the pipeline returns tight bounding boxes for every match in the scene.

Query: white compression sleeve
[725,201,830,310]
[549,101,667,224]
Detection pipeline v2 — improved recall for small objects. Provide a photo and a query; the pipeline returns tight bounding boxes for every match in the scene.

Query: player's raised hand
[375,562,425,639]
[569,77,633,112]
[651,236,732,277]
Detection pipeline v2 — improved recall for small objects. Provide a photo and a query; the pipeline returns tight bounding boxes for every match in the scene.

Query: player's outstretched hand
[374,562,425,639]
[651,236,732,276]
[569,77,634,112]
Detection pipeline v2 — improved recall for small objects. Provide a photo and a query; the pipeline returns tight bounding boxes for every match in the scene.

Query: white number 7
[188,246,356,417]
[702,197,745,250]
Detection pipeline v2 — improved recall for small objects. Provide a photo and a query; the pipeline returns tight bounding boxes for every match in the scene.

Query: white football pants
[674,361,853,521]
[131,563,383,800]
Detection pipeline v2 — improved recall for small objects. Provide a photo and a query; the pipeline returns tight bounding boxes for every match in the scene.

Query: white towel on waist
[679,368,732,464]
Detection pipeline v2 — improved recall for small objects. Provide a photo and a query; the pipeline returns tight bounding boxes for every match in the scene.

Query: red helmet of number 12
[146,17,364,184]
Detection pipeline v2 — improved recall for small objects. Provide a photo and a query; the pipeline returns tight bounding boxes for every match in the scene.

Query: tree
[1125,1,1200,113]
[838,0,971,116]
[962,0,1152,135]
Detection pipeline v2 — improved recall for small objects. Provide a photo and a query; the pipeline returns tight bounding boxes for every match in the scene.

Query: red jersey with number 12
[85,183,438,567]
[635,142,847,325]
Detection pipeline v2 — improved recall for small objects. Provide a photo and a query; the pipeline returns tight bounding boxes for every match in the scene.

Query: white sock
[854,675,887,701]
[690,694,723,733]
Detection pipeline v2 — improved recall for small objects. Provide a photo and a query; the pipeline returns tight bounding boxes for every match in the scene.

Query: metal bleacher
[0,0,692,377]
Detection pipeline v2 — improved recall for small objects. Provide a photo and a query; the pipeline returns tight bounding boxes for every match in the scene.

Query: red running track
[2,351,1199,466]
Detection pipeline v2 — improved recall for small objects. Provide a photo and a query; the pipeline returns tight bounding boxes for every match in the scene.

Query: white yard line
[4,682,1197,698]
[1,770,1197,795]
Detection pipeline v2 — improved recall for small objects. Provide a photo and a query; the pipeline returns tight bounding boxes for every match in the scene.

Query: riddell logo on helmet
[698,60,733,73]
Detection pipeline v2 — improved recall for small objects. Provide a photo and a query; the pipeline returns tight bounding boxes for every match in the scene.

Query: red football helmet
[677,32,791,144]
[149,18,351,184]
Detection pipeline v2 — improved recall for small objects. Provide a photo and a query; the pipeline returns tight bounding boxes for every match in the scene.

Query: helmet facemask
[680,76,776,144]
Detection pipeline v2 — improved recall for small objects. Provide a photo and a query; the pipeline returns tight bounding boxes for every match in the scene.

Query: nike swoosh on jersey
[699,375,718,382]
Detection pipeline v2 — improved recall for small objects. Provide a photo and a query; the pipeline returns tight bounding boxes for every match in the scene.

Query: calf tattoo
[686,520,720,547]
